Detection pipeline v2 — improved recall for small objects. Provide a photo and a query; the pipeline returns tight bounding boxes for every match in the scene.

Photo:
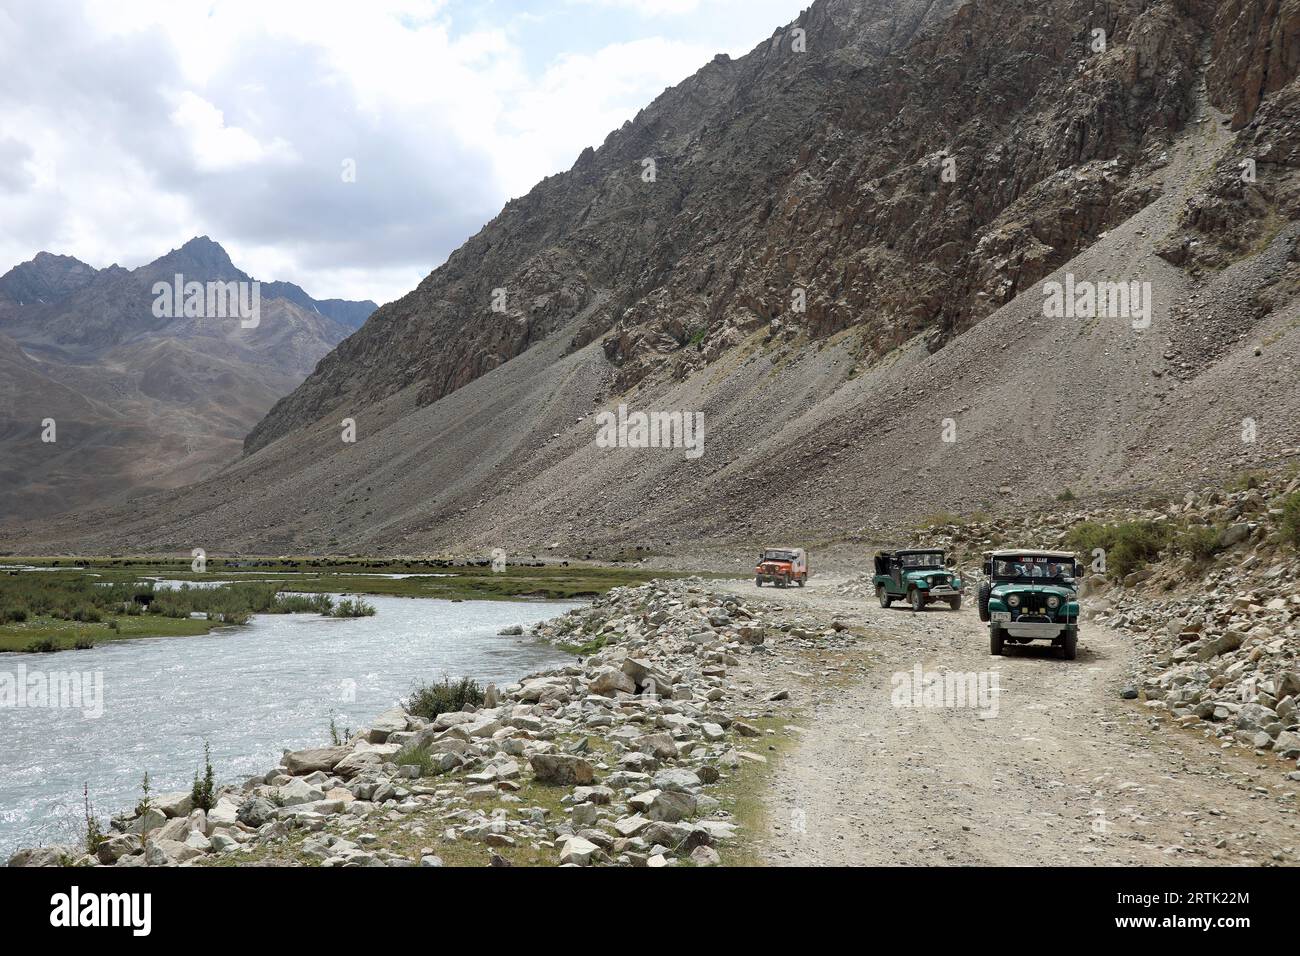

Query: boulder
[124,807,167,835]
[652,769,701,793]
[152,791,194,818]
[689,845,721,866]
[646,790,696,823]
[156,816,192,843]
[529,754,595,786]
[632,733,678,760]
[366,707,410,743]
[589,667,636,696]
[573,785,613,805]
[206,798,240,829]
[613,814,651,837]
[1273,731,1300,759]
[95,834,139,865]
[277,777,324,806]
[283,746,349,775]
[8,845,74,867]
[145,839,201,865]
[559,836,600,866]
[237,796,278,828]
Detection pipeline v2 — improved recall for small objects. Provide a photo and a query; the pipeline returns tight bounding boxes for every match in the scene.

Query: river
[0,594,578,856]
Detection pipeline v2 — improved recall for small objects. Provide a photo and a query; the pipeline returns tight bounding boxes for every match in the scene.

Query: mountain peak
[0,251,98,304]
[152,236,241,280]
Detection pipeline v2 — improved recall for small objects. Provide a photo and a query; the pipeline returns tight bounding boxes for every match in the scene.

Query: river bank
[7,578,834,867]
[0,594,579,859]
[0,559,683,653]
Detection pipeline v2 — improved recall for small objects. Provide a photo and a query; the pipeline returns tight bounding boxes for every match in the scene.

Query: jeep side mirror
[983,560,993,576]
[945,557,955,568]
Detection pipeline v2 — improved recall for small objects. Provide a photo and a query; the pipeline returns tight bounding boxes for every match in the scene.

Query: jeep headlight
[1047,596,1060,609]
[1007,594,1021,607]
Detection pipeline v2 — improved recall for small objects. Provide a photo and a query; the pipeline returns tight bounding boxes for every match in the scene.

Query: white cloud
[0,0,807,303]
[170,92,296,172]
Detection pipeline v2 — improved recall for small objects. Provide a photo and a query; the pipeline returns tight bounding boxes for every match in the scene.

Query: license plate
[991,611,1011,623]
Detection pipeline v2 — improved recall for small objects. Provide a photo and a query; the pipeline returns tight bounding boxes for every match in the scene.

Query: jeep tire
[755,577,763,587]
[977,582,992,622]
[910,588,925,612]
[948,596,961,611]
[796,576,805,588]
[877,585,891,608]
[1063,627,1078,661]
[990,626,1004,656]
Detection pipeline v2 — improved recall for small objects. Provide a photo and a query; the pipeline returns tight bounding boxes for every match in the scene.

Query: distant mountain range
[5,0,1298,557]
[0,237,376,519]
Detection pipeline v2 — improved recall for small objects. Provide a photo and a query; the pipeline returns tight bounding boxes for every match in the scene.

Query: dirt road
[718,576,1299,866]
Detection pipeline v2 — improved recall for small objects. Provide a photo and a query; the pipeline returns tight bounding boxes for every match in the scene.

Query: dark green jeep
[872,549,964,611]
[977,550,1082,659]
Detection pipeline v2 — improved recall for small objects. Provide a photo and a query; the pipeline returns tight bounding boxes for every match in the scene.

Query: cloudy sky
[0,0,807,304]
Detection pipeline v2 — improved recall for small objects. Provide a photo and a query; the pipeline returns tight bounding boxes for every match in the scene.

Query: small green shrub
[1066,520,1170,579]
[134,771,154,852]
[407,676,484,722]
[1182,524,1225,564]
[24,638,58,653]
[393,745,435,777]
[272,593,334,614]
[1279,491,1300,550]
[328,713,351,746]
[333,597,376,618]
[190,741,216,812]
[1232,470,1265,491]
[83,783,105,855]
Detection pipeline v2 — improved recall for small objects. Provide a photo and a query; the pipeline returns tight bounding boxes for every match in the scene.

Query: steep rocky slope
[7,0,1300,556]
[0,239,375,520]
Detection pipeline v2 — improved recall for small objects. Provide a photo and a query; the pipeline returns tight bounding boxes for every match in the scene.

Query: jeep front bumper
[993,620,1066,639]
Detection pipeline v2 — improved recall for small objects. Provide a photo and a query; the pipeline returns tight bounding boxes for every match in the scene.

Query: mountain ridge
[5,0,1299,556]
[0,238,378,520]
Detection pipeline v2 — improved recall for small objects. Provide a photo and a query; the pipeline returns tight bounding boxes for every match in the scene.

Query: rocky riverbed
[8,579,842,868]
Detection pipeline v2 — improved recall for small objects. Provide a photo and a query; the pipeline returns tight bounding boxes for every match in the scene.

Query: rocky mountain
[0,252,100,305]
[0,238,376,520]
[258,281,378,330]
[7,0,1300,556]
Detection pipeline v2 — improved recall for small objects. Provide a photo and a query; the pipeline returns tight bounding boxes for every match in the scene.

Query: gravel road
[718,575,1299,866]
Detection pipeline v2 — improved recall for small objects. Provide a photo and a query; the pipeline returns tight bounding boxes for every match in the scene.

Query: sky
[0,0,808,304]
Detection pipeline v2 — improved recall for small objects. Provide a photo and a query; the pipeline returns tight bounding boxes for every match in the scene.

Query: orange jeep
[755,547,808,588]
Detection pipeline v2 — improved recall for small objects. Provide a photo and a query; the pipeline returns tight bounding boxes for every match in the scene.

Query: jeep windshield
[900,552,944,569]
[762,550,796,562]
[991,556,1075,581]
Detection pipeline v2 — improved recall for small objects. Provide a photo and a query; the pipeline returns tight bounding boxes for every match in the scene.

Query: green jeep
[977,550,1082,659]
[872,549,964,611]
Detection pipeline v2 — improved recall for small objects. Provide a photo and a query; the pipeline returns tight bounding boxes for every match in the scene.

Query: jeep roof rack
[984,549,1077,559]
